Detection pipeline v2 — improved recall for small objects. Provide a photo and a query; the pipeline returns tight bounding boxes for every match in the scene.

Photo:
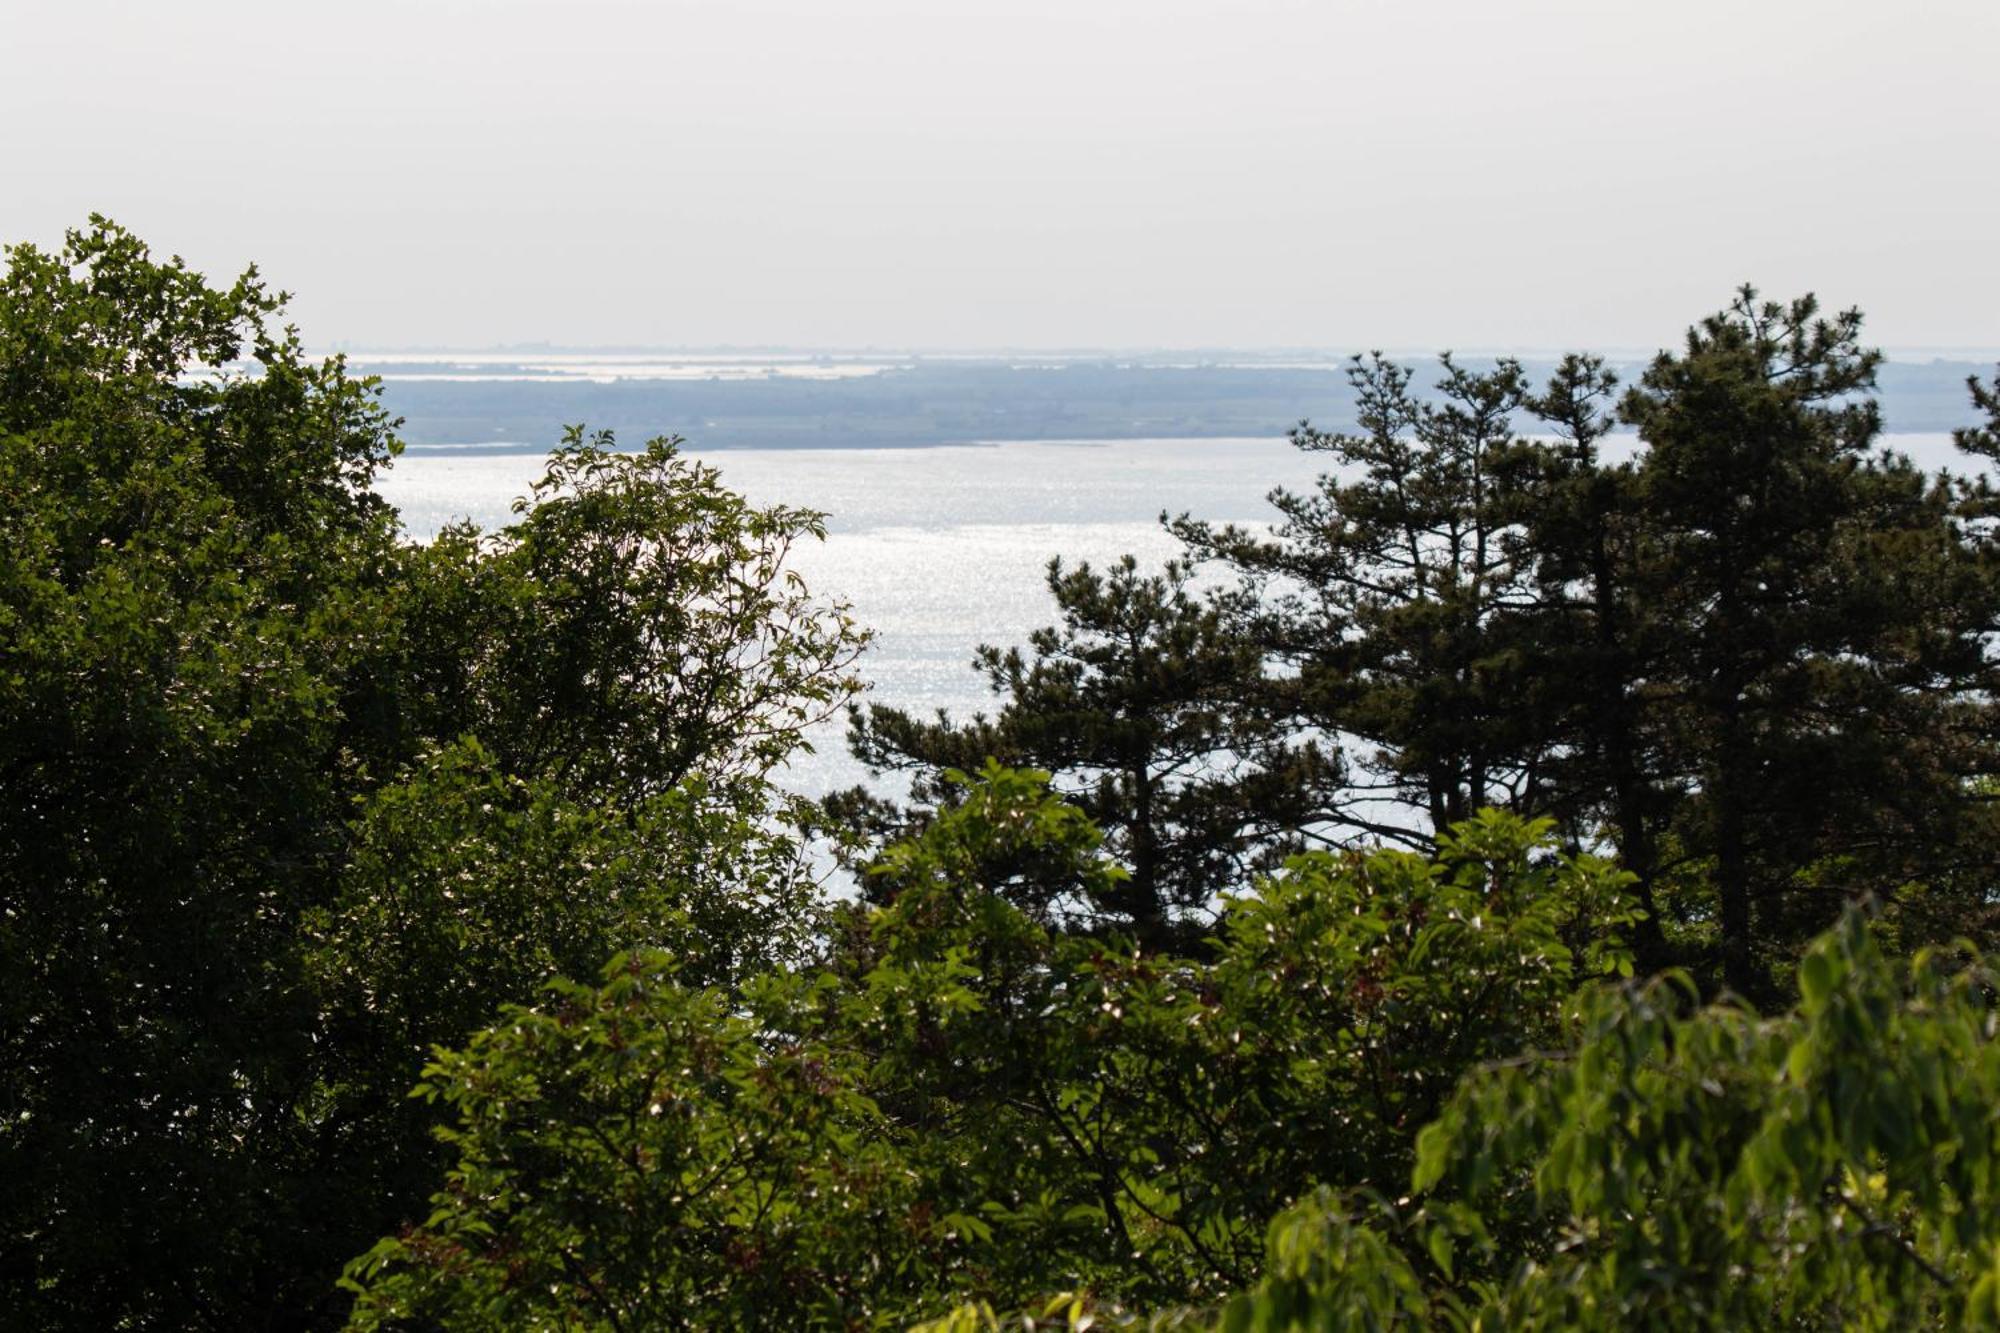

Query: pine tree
[1168,353,1555,845]
[1618,288,1995,998]
[837,555,1306,945]
[1504,354,1673,967]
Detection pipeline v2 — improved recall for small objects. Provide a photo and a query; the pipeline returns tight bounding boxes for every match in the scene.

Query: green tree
[342,770,1637,1327]
[1501,354,1679,967]
[839,556,1298,946]
[1192,908,2000,1331]
[0,220,866,1328]
[1616,289,1994,999]
[1169,354,1552,844]
[926,904,2000,1332]
[1953,363,2000,462]
[434,431,867,807]
[343,952,940,1332]
[1153,303,1998,993]
[0,218,407,1327]
[299,741,826,1270]
[1405,908,2000,1328]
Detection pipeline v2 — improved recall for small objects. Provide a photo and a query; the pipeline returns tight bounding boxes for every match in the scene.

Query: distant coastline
[348,354,1997,452]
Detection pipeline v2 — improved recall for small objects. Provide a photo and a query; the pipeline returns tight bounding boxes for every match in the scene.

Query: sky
[4,0,1997,352]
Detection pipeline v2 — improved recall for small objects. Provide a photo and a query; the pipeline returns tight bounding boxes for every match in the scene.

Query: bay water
[375,433,1965,801]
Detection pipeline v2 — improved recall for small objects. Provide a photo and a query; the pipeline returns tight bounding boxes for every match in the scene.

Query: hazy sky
[4,0,1996,351]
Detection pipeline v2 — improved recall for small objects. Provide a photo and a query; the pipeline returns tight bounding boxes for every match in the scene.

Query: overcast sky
[4,0,1996,351]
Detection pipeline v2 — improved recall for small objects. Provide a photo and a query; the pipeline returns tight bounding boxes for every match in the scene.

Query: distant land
[337,352,2000,451]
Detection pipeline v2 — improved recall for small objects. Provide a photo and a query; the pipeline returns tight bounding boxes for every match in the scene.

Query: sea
[375,432,1968,802]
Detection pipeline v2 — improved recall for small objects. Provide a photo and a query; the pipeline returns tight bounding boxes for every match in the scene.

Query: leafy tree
[343,951,937,1332]
[0,217,407,1327]
[0,219,865,1328]
[343,766,1126,1331]
[1410,908,2000,1327]
[342,770,1638,1326]
[432,431,868,807]
[926,902,2000,1332]
[19,220,2000,1332]
[299,741,826,1262]
[1199,907,2000,1330]
[838,556,1298,945]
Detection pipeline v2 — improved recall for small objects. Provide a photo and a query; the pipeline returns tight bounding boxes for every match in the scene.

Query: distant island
[349,353,1997,450]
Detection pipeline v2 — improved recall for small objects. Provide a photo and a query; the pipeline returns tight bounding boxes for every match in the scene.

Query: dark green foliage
[0,220,864,1328]
[341,773,1636,1328]
[345,952,932,1332]
[0,219,409,1327]
[17,218,2000,1332]
[1956,364,2000,463]
[1169,353,1551,842]
[299,742,825,1267]
[1612,290,1996,998]
[1500,353,1671,965]
[446,432,866,805]
[1156,296,2000,997]
[928,907,2000,1331]
[1177,907,2000,1330]
[839,557,1295,945]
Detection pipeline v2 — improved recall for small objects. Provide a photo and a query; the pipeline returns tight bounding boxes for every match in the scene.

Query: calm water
[378,437,1326,797]
[375,433,1965,799]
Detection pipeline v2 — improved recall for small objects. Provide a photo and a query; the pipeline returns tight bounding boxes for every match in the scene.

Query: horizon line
[312,344,2000,363]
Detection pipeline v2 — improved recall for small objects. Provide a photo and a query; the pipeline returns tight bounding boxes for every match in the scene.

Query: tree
[1501,354,1676,968]
[1154,303,1999,993]
[1616,289,1995,999]
[434,431,868,808]
[1169,354,1554,846]
[1191,908,2000,1331]
[343,951,938,1332]
[0,219,866,1328]
[927,905,2000,1332]
[0,217,408,1327]
[298,741,827,1278]
[342,770,1639,1327]
[838,555,1300,946]
[1953,363,2000,462]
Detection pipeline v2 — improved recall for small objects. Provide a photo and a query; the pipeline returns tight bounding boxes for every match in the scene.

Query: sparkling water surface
[375,433,1964,800]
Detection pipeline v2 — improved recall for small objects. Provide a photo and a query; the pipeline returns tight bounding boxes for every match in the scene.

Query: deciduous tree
[0,219,865,1328]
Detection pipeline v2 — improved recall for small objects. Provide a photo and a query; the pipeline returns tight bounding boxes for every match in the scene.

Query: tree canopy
[342,778,1638,1329]
[0,218,865,1328]
[848,298,2000,1000]
[9,220,2000,1331]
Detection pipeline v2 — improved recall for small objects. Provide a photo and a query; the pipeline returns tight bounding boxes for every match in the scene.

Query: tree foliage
[1609,290,1994,998]
[838,556,1291,945]
[924,904,2000,1331]
[14,219,2000,1331]
[0,219,864,1328]
[1169,353,1547,840]
[341,773,1636,1328]
[1164,906,2000,1330]
[1159,295,2000,996]
[438,431,867,805]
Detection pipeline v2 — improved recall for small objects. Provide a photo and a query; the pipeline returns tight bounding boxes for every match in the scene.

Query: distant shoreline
[370,356,1992,452]
[392,433,1299,455]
